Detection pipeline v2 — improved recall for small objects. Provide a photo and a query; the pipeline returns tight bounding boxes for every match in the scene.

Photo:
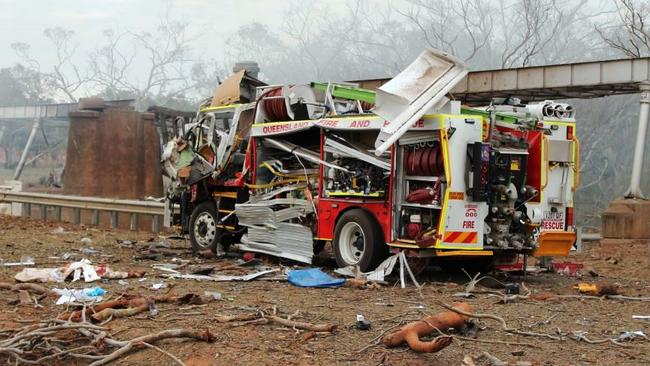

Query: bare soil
[0,214,649,365]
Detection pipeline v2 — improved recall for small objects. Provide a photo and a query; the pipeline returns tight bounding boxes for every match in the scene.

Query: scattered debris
[336,252,423,288]
[346,278,383,289]
[632,315,650,321]
[204,291,223,301]
[574,282,620,296]
[165,269,279,282]
[14,259,145,283]
[356,314,372,330]
[80,237,93,245]
[0,257,35,267]
[151,263,184,274]
[287,268,345,288]
[463,351,533,366]
[116,239,136,247]
[588,269,599,277]
[616,331,648,342]
[504,283,520,295]
[51,226,65,234]
[80,246,100,255]
[382,303,471,353]
[552,261,584,277]
[53,286,106,304]
[335,253,399,282]
[150,283,167,291]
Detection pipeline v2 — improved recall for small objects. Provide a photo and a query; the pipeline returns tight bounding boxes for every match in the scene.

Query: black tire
[189,201,222,254]
[333,209,388,272]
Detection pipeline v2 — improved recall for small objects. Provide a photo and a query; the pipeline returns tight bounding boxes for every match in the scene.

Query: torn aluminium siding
[235,200,314,264]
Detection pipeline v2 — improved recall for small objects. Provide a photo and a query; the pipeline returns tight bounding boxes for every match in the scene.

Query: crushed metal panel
[240,223,314,264]
[210,70,246,107]
[234,193,314,263]
[373,49,468,155]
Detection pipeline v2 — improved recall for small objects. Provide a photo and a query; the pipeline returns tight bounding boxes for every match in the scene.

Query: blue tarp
[287,268,346,288]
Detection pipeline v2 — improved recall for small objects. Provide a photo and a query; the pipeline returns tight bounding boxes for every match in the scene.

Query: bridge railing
[0,190,170,232]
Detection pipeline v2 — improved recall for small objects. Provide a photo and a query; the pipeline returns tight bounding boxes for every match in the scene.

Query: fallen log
[382,302,471,353]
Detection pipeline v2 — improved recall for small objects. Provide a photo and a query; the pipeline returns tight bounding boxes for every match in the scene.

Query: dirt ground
[0,214,649,366]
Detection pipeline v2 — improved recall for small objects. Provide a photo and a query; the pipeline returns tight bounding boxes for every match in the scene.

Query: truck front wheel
[333,209,387,272]
[189,201,222,254]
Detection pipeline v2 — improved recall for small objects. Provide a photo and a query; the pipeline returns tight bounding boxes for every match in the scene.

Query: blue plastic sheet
[287,268,346,288]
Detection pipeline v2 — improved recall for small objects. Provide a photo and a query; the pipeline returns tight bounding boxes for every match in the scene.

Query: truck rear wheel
[333,209,387,272]
[189,201,222,254]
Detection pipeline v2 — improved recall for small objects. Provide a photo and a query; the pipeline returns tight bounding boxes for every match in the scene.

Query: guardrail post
[92,210,99,226]
[54,207,62,221]
[22,203,31,218]
[163,200,171,228]
[152,215,161,233]
[73,208,81,224]
[110,211,118,229]
[39,204,46,220]
[130,214,138,231]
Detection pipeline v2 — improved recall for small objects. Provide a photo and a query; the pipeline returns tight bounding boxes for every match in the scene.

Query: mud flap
[532,231,576,257]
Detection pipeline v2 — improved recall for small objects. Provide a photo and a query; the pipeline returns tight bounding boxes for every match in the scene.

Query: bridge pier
[602,82,650,240]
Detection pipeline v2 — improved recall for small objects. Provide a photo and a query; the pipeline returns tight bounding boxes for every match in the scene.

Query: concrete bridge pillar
[602,81,650,239]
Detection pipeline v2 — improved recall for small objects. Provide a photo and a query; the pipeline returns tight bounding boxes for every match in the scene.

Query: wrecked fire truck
[161,50,579,272]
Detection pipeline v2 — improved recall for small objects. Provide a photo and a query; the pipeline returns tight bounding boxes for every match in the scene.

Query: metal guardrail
[0,190,167,232]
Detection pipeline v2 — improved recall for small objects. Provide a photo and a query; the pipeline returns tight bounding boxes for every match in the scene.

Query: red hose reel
[404,143,444,176]
[262,88,290,121]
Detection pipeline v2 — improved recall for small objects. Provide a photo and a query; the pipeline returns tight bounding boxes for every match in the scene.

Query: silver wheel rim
[338,222,365,265]
[193,211,216,248]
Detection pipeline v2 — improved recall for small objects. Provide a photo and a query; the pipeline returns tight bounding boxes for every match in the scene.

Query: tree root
[0,318,213,365]
[264,315,337,332]
[58,292,217,323]
[214,308,336,333]
[0,282,55,296]
[382,302,471,352]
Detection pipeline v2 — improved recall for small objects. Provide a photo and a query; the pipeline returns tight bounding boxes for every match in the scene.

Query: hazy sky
[0,0,360,69]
